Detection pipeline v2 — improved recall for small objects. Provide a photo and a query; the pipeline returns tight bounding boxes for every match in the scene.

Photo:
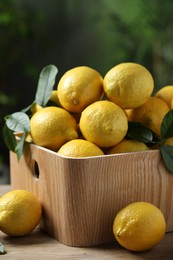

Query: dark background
[1,0,173,182]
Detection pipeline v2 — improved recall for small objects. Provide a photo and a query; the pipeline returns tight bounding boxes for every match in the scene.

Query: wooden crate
[10,143,173,247]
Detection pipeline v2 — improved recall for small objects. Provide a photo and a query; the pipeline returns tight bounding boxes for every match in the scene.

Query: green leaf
[0,242,6,255]
[2,124,17,152]
[15,133,26,160]
[35,64,58,106]
[160,144,173,173]
[161,109,173,138]
[5,112,30,132]
[126,122,158,144]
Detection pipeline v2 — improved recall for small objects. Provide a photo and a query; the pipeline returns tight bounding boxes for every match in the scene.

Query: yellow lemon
[57,139,104,157]
[57,66,103,113]
[49,90,61,106]
[165,137,173,146]
[126,96,170,137]
[14,132,32,143]
[25,133,32,143]
[103,62,154,109]
[79,100,128,147]
[0,190,42,236]
[31,103,42,115]
[108,139,149,154]
[30,106,78,151]
[155,85,173,108]
[113,202,166,252]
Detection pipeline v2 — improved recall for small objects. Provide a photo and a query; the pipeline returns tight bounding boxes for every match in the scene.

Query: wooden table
[1,185,173,259]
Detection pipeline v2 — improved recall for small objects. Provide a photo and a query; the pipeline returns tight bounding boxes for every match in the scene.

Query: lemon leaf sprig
[22,64,58,113]
[3,64,58,160]
[126,109,173,173]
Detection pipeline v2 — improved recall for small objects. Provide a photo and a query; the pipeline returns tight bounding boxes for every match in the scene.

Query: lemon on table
[57,139,104,157]
[57,66,103,113]
[113,202,166,252]
[0,190,42,236]
[126,96,170,137]
[79,100,128,147]
[155,85,173,108]
[107,139,149,154]
[30,106,78,151]
[103,62,154,109]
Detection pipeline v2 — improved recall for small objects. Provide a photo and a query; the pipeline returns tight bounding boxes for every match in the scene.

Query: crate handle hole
[33,160,40,179]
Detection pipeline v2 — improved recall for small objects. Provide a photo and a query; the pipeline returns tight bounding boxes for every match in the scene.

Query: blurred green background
[1,0,173,183]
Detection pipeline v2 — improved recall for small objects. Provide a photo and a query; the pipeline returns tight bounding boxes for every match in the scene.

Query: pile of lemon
[29,62,173,157]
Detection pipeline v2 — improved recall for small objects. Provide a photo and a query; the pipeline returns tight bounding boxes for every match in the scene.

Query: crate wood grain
[10,143,173,247]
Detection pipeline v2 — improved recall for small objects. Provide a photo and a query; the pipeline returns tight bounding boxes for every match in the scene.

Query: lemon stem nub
[73,99,79,105]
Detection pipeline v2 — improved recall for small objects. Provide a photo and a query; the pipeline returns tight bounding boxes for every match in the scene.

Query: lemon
[108,139,149,154]
[126,96,170,137]
[31,103,42,115]
[49,90,61,106]
[171,98,173,109]
[57,66,103,113]
[14,132,32,143]
[165,137,173,146]
[103,62,154,109]
[79,100,128,147]
[113,202,166,252]
[155,85,173,108]
[30,106,78,151]
[0,190,42,236]
[25,133,32,143]
[57,139,104,157]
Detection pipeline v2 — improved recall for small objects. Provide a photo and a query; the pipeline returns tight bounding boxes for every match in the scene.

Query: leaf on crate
[160,144,173,173]
[15,132,27,160]
[3,124,17,153]
[3,112,30,160]
[161,109,173,139]
[126,122,158,145]
[5,112,30,132]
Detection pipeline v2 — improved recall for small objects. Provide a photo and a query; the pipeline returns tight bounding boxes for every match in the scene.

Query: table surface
[1,185,173,259]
